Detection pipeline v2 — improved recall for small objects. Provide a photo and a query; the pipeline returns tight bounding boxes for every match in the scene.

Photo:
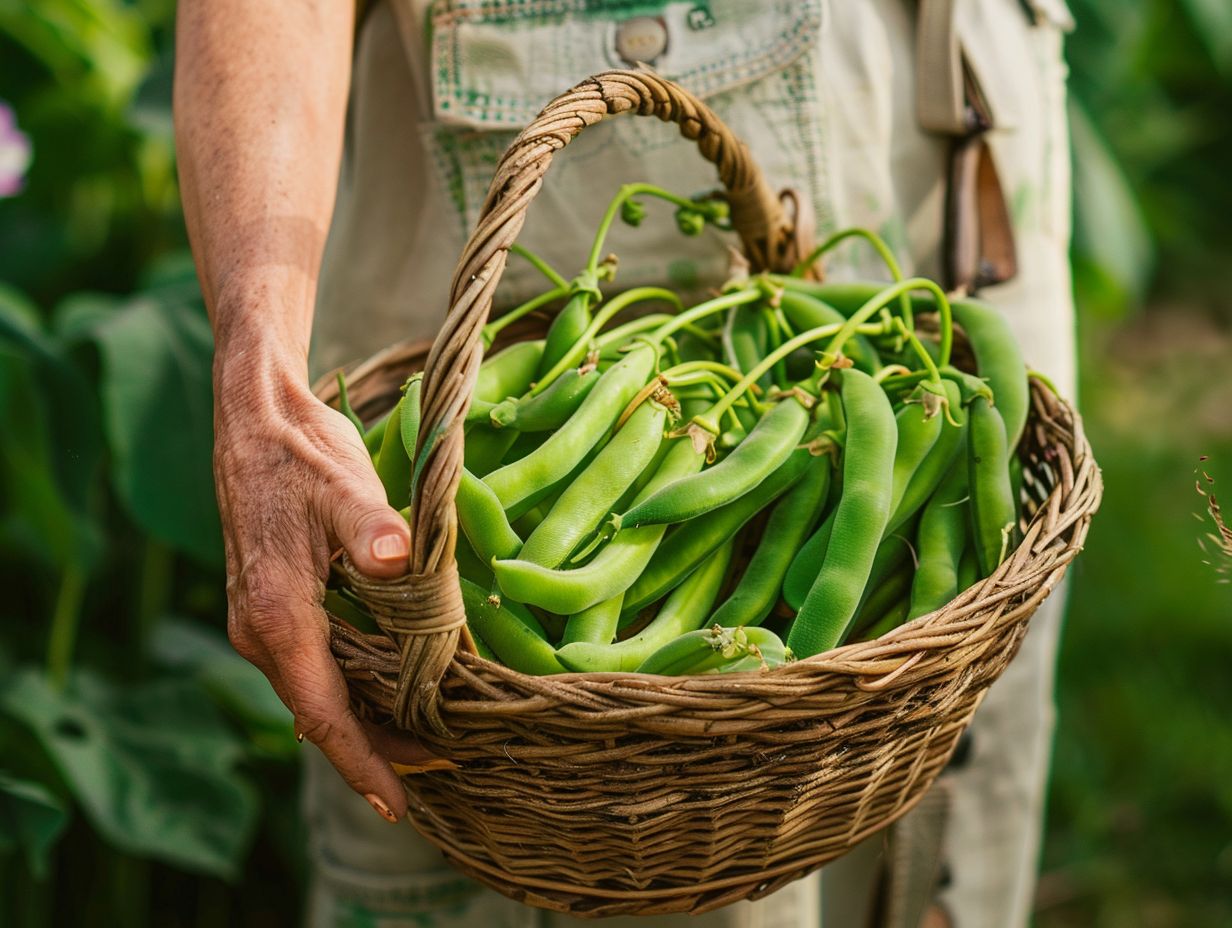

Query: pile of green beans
[335,186,1034,674]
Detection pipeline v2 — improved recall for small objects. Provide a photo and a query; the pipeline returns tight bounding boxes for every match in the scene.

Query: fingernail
[371,533,409,562]
[365,793,399,824]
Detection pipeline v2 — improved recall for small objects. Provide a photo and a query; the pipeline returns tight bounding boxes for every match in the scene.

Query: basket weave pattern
[318,70,1102,917]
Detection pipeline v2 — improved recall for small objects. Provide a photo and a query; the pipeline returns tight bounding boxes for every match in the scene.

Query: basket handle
[354,69,806,735]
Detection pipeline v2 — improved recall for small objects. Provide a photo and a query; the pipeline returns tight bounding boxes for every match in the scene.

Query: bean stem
[531,287,682,395]
[890,317,943,385]
[587,182,720,274]
[826,277,953,370]
[695,320,888,435]
[789,227,912,331]
[649,288,762,344]
[482,285,570,347]
[509,243,568,289]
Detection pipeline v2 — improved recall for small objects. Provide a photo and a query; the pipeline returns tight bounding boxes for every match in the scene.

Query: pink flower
[0,102,32,198]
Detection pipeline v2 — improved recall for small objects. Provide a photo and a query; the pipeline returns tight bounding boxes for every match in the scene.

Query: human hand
[214,345,431,823]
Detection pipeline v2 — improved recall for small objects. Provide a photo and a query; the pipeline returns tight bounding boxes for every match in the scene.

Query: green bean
[533,287,681,394]
[520,398,668,568]
[482,290,567,348]
[908,468,970,619]
[491,436,704,614]
[775,280,1024,444]
[789,369,898,657]
[455,468,522,565]
[967,394,1019,576]
[847,564,913,642]
[555,540,734,673]
[789,227,912,329]
[511,501,550,539]
[454,533,494,588]
[399,375,423,457]
[783,513,833,612]
[483,343,657,512]
[783,382,939,613]
[957,545,980,593]
[490,365,600,431]
[463,424,520,477]
[459,578,566,675]
[335,372,365,438]
[772,278,891,318]
[562,594,624,646]
[470,630,499,662]
[708,456,831,628]
[860,596,911,643]
[375,394,411,508]
[501,429,549,466]
[886,379,966,536]
[635,625,792,675]
[616,394,812,529]
[622,445,812,615]
[475,340,544,405]
[884,388,944,522]
[723,304,770,386]
[362,408,391,456]
[537,291,594,379]
[856,517,918,612]
[777,290,881,373]
[773,277,954,370]
[950,299,1029,447]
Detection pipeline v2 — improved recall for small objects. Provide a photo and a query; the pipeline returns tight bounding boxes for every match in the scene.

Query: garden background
[1,2,1229,925]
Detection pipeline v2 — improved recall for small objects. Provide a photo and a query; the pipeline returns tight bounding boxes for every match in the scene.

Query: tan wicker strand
[315,70,1102,917]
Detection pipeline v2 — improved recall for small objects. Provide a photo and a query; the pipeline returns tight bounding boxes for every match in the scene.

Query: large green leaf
[1,668,257,879]
[1180,0,1232,74]
[0,772,69,877]
[86,293,222,566]
[0,287,102,570]
[150,619,296,760]
[1068,100,1155,318]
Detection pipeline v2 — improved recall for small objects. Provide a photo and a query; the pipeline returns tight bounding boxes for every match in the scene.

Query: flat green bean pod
[885,379,966,536]
[789,369,898,657]
[375,393,411,508]
[476,340,544,406]
[967,395,1018,576]
[490,365,600,431]
[562,594,625,646]
[622,444,812,616]
[950,299,1029,447]
[519,398,669,568]
[483,343,657,512]
[777,289,881,373]
[636,626,792,675]
[491,436,704,615]
[459,578,566,675]
[455,468,522,565]
[908,468,970,619]
[616,395,812,529]
[708,455,832,628]
[555,540,733,673]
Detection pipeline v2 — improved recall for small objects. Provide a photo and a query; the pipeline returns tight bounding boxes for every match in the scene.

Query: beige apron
[307,2,1076,925]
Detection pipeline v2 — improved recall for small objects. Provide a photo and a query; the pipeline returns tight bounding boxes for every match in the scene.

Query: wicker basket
[315,71,1102,918]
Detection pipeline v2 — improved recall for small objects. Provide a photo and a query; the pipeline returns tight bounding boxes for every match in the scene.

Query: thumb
[327,472,412,578]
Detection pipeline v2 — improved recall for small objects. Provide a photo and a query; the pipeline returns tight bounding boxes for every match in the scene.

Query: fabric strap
[915,0,1019,292]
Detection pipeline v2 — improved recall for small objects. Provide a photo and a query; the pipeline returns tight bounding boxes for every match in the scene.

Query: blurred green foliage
[0,1,1228,925]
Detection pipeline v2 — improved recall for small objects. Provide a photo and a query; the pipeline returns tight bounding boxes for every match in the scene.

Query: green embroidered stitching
[432,0,822,126]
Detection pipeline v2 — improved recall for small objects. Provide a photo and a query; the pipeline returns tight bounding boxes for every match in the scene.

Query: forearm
[174,0,355,378]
